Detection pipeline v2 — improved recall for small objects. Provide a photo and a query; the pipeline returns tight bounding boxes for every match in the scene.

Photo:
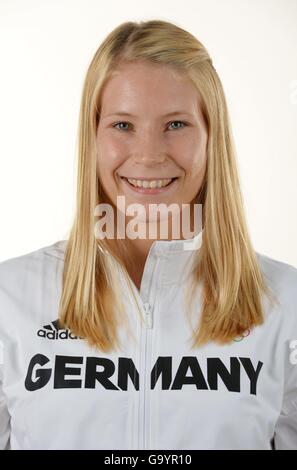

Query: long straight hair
[58,19,278,352]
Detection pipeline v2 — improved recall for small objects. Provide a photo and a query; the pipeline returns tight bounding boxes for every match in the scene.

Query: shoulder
[0,239,67,284]
[256,251,297,333]
[0,240,67,338]
[0,240,67,339]
[0,239,67,267]
[256,251,297,298]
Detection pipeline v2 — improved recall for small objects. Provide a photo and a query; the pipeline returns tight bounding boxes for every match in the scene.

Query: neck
[118,202,202,285]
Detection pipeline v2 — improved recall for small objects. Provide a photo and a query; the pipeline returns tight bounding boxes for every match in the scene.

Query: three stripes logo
[37,319,80,340]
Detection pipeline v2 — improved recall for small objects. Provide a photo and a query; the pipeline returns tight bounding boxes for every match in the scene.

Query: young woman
[0,19,296,450]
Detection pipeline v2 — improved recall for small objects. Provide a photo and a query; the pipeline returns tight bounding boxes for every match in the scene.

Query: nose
[132,128,167,166]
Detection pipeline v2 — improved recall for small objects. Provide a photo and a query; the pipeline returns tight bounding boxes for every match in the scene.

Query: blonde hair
[58,19,278,352]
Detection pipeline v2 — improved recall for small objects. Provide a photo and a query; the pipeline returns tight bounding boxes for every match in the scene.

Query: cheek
[191,154,207,176]
[96,134,127,177]
[171,135,207,176]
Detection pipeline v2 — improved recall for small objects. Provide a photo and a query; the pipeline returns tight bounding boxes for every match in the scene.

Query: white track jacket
[0,232,297,450]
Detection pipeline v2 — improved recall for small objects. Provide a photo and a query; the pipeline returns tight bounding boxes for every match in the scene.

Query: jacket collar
[139,228,203,287]
[146,227,204,255]
[53,228,204,287]
[52,228,203,260]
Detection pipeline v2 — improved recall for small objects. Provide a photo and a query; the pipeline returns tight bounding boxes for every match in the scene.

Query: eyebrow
[102,110,195,118]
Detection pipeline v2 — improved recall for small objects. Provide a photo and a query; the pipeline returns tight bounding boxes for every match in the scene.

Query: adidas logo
[37,319,80,340]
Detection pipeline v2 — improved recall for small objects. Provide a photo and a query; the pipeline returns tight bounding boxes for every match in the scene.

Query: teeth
[127,178,173,188]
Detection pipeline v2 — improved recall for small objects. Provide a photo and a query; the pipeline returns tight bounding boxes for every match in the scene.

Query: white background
[0,0,296,267]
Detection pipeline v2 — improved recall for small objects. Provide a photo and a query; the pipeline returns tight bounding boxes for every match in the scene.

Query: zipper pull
[143,302,153,329]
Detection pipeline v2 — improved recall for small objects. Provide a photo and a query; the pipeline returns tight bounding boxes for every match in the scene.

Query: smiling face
[96,60,208,228]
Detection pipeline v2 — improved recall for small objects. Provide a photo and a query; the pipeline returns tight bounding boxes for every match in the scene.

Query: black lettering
[69,332,78,339]
[58,330,68,339]
[37,329,46,338]
[171,357,208,390]
[54,355,83,388]
[151,356,172,390]
[24,353,264,395]
[46,331,56,340]
[118,357,139,390]
[207,357,240,392]
[85,357,118,389]
[25,354,51,391]
[239,357,263,395]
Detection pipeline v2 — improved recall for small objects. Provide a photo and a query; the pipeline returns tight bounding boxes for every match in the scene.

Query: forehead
[100,60,202,116]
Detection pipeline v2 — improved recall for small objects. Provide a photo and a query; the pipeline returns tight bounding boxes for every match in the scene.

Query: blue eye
[112,120,188,132]
[168,120,187,130]
[113,122,131,131]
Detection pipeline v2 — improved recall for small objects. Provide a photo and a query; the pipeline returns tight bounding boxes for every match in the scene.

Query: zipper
[143,302,153,329]
[142,301,154,450]
[139,257,160,450]
[139,302,153,449]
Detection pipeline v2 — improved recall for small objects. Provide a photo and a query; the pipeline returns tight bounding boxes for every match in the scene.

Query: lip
[119,176,178,181]
[119,176,179,195]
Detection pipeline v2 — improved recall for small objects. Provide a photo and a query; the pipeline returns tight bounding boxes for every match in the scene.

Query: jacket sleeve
[0,343,11,450]
[273,338,297,450]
